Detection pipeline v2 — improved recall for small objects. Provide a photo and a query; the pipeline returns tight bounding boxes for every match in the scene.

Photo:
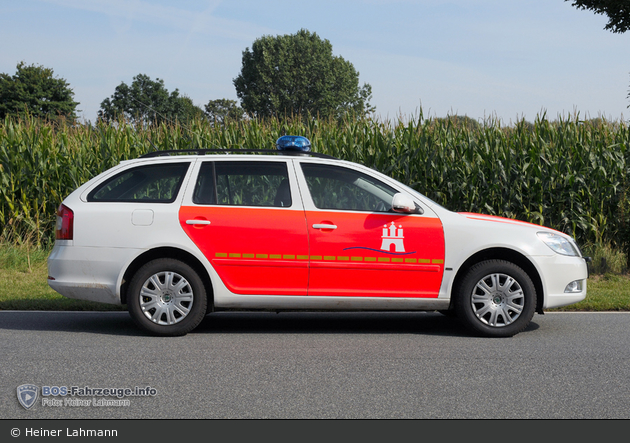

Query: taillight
[55,204,74,240]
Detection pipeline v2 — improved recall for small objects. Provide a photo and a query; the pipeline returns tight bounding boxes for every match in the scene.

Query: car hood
[458,212,541,227]
[457,212,567,236]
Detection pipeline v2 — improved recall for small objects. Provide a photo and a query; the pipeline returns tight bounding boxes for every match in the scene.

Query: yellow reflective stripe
[214,252,444,264]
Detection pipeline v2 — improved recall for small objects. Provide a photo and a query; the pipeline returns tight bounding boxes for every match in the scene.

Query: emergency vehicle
[47,136,589,337]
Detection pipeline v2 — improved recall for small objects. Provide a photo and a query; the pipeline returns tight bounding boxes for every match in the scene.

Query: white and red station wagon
[48,136,589,337]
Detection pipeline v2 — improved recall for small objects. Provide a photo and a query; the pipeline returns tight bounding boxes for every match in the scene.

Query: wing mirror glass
[392,193,423,214]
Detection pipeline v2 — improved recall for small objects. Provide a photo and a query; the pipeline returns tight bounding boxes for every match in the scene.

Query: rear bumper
[47,243,140,305]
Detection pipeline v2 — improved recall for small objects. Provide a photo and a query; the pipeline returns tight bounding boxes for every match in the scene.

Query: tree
[204,99,246,125]
[99,74,203,125]
[566,2,630,106]
[0,62,79,121]
[233,29,374,119]
[566,1,630,33]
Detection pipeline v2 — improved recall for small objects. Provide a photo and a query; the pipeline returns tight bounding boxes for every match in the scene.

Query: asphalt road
[1,310,629,419]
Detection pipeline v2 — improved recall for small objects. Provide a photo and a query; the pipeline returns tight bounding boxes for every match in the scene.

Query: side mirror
[392,193,423,214]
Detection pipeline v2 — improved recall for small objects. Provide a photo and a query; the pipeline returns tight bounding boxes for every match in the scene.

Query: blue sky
[2,0,629,124]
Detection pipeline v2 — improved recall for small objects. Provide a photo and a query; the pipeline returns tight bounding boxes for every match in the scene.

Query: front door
[299,162,445,298]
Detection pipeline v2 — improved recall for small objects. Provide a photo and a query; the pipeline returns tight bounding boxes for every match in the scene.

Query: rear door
[297,161,445,298]
[179,159,309,295]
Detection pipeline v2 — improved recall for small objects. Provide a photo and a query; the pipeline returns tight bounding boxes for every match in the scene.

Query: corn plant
[1,113,629,258]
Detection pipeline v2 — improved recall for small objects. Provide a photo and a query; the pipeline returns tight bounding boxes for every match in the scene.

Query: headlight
[537,232,580,256]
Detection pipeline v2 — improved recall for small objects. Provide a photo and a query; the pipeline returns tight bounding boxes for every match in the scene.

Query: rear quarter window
[87,163,190,203]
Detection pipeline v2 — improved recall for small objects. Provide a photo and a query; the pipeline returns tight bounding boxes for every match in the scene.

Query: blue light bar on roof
[276,135,311,152]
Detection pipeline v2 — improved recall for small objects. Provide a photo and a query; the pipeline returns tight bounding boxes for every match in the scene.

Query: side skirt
[213,293,451,312]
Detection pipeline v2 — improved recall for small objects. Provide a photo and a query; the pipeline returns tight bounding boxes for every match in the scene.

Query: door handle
[186,220,211,226]
[312,224,337,230]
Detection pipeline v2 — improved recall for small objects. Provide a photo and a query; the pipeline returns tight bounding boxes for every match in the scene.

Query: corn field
[1,113,629,261]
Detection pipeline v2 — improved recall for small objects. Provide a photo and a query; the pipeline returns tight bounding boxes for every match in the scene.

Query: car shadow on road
[194,311,540,337]
[0,310,540,338]
[0,311,139,336]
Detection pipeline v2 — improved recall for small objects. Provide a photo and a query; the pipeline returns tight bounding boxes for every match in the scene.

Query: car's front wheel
[455,260,536,337]
[127,258,207,336]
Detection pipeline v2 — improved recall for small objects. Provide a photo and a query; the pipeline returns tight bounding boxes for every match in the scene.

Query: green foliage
[582,242,628,274]
[233,29,373,119]
[0,62,79,122]
[204,99,246,126]
[99,73,204,125]
[567,0,630,33]
[431,115,482,131]
[1,112,629,261]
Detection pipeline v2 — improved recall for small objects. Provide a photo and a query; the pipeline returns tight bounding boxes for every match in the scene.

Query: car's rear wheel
[127,258,207,336]
[455,260,536,337]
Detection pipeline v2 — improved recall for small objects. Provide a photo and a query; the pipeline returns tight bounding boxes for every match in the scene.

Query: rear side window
[193,161,291,207]
[88,163,190,203]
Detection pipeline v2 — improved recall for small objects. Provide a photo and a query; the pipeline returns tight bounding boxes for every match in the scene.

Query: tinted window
[193,161,291,207]
[301,163,397,212]
[88,163,190,203]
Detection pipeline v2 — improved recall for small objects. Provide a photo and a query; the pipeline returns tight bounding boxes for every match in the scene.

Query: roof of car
[140,148,336,160]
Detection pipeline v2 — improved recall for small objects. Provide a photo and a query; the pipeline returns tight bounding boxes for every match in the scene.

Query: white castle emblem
[380,222,405,252]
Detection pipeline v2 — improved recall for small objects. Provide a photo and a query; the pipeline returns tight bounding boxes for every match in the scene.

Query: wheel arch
[120,247,214,311]
[450,247,544,314]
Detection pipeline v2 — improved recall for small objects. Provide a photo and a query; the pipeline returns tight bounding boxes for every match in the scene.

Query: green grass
[1,245,628,312]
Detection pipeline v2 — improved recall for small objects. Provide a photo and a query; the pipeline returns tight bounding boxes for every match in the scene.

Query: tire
[455,260,536,337]
[127,258,207,336]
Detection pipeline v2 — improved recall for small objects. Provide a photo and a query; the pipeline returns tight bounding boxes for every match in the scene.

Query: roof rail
[140,148,336,159]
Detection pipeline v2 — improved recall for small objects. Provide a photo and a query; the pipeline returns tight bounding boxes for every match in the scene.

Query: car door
[297,161,445,298]
[179,159,309,295]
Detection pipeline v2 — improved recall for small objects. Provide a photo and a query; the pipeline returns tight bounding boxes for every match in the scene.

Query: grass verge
[0,245,628,311]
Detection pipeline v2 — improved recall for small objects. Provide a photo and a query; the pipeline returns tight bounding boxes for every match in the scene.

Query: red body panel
[180,206,309,295]
[306,211,445,297]
[180,206,445,298]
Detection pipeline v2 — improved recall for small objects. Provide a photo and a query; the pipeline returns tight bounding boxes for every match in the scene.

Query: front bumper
[535,254,589,309]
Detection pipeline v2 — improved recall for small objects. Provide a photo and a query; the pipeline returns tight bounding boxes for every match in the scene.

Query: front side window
[193,161,291,207]
[301,163,397,212]
[88,163,190,203]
